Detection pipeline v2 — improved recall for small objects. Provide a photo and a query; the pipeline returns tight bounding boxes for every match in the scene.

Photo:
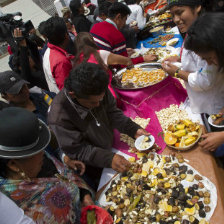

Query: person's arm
[49,124,115,168]
[50,124,130,172]
[105,90,142,138]
[104,51,133,67]
[53,60,72,90]
[14,29,32,82]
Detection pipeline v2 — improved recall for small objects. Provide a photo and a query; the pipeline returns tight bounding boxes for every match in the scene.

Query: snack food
[121,68,166,88]
[211,114,224,125]
[156,104,189,132]
[164,120,202,149]
[143,47,171,61]
[101,153,216,224]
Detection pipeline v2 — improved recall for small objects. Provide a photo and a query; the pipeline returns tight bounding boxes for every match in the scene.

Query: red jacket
[90,21,144,65]
[43,43,74,93]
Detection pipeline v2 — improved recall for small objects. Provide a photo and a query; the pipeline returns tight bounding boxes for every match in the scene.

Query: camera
[0,12,34,42]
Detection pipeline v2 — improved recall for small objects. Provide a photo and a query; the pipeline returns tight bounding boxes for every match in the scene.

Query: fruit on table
[174,129,187,137]
[175,124,185,130]
[184,137,196,146]
[164,132,177,145]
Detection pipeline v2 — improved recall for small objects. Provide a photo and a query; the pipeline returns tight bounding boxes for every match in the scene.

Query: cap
[0,71,29,94]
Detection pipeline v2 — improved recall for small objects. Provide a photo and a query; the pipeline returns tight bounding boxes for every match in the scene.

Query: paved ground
[0,0,50,71]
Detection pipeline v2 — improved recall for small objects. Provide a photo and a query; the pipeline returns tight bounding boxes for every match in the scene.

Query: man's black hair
[108,2,131,19]
[43,17,68,46]
[185,12,224,69]
[38,21,47,36]
[70,0,82,16]
[99,1,112,17]
[64,62,109,98]
[124,0,136,5]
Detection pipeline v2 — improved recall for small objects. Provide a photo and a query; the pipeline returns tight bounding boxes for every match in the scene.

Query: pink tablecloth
[113,76,188,155]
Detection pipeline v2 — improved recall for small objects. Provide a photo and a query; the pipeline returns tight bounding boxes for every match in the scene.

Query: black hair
[108,2,131,19]
[43,17,68,46]
[99,1,112,17]
[38,21,47,37]
[69,0,82,16]
[64,62,109,98]
[185,12,224,68]
[124,0,136,5]
[0,158,9,178]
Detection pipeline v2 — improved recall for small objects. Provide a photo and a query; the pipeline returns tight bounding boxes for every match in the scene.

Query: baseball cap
[0,70,29,94]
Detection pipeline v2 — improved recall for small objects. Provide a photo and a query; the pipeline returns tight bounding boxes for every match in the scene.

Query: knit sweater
[90,21,144,65]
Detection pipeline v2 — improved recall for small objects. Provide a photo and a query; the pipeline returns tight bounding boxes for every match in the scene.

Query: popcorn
[155,104,189,132]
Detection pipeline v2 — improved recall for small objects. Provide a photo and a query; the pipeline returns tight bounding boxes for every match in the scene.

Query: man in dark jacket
[70,0,92,33]
[48,62,148,187]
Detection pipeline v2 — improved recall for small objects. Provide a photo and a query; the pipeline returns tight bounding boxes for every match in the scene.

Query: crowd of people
[0,0,224,223]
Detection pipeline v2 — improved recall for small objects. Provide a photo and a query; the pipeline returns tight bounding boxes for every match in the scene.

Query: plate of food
[208,114,224,128]
[112,63,167,90]
[164,119,202,150]
[143,47,172,62]
[135,135,155,151]
[166,38,179,47]
[98,153,217,224]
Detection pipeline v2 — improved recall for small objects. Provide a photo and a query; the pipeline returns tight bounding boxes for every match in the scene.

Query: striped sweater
[90,21,144,65]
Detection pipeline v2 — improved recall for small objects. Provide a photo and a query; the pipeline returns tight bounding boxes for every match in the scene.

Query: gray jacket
[48,89,140,168]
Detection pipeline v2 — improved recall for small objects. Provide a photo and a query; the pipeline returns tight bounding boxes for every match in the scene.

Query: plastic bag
[81,205,113,224]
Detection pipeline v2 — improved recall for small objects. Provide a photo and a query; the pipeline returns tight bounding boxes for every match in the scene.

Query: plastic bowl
[135,135,155,151]
[150,26,164,37]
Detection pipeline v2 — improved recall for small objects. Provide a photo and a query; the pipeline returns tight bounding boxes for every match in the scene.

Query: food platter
[98,153,217,224]
[112,63,168,90]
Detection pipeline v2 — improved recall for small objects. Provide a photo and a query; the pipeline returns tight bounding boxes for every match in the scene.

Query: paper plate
[208,116,224,128]
[166,38,179,47]
[134,135,155,151]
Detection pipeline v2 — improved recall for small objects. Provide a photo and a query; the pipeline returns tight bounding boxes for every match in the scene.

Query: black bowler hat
[0,70,29,94]
[0,107,51,158]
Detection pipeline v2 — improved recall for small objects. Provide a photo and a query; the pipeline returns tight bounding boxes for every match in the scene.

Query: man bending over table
[48,62,148,188]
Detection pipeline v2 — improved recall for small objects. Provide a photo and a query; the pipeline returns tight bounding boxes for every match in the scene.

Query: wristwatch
[174,68,181,78]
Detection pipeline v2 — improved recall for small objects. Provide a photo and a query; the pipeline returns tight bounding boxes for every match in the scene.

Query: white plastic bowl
[135,135,155,151]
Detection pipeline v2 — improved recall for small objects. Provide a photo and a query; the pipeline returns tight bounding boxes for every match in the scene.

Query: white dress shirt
[182,47,224,114]
[126,4,146,30]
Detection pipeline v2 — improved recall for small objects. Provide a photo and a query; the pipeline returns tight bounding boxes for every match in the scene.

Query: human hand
[64,155,86,175]
[162,61,178,77]
[198,132,224,152]
[134,128,150,139]
[127,48,135,57]
[13,28,26,46]
[163,55,180,63]
[111,154,131,173]
[143,54,158,62]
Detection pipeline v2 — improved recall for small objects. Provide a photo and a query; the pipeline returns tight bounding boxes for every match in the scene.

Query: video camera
[0,12,34,52]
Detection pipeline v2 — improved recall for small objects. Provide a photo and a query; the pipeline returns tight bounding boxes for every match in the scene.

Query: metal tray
[112,63,168,90]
